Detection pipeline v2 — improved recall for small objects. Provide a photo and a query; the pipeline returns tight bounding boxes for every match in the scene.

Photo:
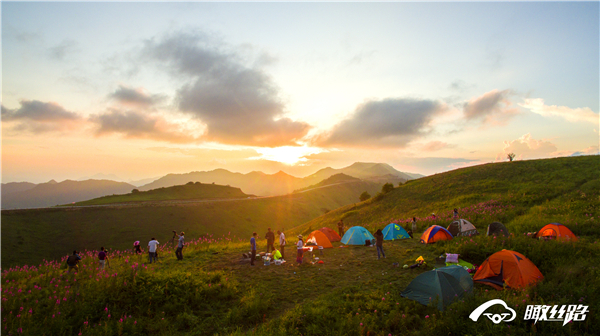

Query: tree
[359,191,371,202]
[131,189,139,193]
[381,182,394,194]
[507,153,516,161]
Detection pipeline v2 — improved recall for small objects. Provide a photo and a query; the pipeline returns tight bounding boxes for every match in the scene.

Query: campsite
[1,155,599,335]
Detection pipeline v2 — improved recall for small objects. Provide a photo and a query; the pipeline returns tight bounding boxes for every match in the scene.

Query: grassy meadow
[1,155,599,335]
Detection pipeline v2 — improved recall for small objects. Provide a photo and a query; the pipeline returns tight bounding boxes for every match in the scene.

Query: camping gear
[382,223,410,240]
[401,265,473,311]
[534,223,578,241]
[318,227,342,242]
[487,222,509,237]
[445,253,459,263]
[447,219,479,237]
[445,259,476,272]
[306,230,334,248]
[341,226,376,245]
[473,249,544,290]
[420,225,453,244]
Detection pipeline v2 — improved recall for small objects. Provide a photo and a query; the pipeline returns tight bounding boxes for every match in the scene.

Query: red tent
[318,227,341,242]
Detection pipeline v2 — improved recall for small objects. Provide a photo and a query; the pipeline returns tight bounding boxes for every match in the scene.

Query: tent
[341,226,375,245]
[383,223,410,240]
[534,223,578,242]
[318,227,341,242]
[447,219,479,237]
[420,225,453,244]
[487,222,509,237]
[473,249,544,290]
[306,230,333,248]
[401,265,473,311]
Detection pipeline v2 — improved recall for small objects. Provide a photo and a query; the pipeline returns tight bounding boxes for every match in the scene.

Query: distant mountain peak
[47,179,58,184]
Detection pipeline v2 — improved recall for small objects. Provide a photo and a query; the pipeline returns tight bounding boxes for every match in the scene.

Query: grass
[2,155,599,335]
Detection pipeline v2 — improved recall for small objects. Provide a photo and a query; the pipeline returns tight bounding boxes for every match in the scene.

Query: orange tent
[473,249,544,290]
[318,227,341,242]
[534,223,578,242]
[420,225,453,244]
[306,230,333,248]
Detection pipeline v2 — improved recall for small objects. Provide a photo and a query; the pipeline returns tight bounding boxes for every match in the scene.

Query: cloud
[519,98,599,124]
[316,98,446,148]
[48,39,78,61]
[420,141,456,152]
[145,147,258,159]
[495,133,558,161]
[108,85,165,108]
[463,89,518,125]
[1,100,83,133]
[571,146,599,156]
[90,109,197,144]
[143,32,310,147]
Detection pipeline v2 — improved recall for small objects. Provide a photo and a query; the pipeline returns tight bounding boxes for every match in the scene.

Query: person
[296,235,304,264]
[411,217,417,233]
[272,248,282,260]
[453,208,459,219]
[66,250,81,272]
[98,247,109,270]
[277,230,286,260]
[265,228,275,253]
[431,213,437,220]
[175,232,185,261]
[374,229,385,259]
[337,219,345,237]
[250,232,258,266]
[148,238,159,263]
[133,241,142,254]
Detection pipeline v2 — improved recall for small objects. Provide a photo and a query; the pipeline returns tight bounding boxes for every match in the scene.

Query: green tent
[401,265,473,311]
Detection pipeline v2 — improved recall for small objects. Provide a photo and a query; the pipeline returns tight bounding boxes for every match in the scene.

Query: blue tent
[401,265,473,311]
[383,223,410,240]
[341,226,375,245]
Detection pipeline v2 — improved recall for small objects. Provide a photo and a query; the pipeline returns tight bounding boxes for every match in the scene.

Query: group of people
[67,231,186,272]
[250,228,287,266]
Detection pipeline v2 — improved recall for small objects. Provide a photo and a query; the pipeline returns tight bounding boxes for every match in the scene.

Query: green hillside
[1,180,383,268]
[68,182,250,206]
[2,156,599,336]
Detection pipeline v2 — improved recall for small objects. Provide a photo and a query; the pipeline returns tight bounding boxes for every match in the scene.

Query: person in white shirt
[148,238,159,263]
[296,235,304,264]
[277,230,286,260]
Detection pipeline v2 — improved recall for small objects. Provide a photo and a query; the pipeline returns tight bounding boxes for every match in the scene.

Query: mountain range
[1,162,422,209]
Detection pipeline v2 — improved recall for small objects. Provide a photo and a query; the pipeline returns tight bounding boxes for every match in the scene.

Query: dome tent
[306,230,333,248]
[473,249,544,290]
[341,226,375,245]
[487,222,509,237]
[401,265,473,311]
[420,225,453,244]
[447,219,479,237]
[534,223,578,241]
[382,223,410,240]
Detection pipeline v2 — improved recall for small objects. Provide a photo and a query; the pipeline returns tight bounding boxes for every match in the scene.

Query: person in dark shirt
[250,232,258,266]
[265,228,275,253]
[66,250,82,272]
[98,247,109,270]
[374,229,385,259]
[337,219,345,237]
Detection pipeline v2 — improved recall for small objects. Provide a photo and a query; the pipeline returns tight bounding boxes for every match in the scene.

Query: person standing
[148,238,159,263]
[250,232,258,266]
[175,232,185,261]
[296,235,304,264]
[134,241,142,254]
[265,228,275,253]
[98,247,109,270]
[277,230,286,260]
[337,219,345,237]
[66,250,81,273]
[374,229,385,259]
[411,217,417,233]
[453,208,459,219]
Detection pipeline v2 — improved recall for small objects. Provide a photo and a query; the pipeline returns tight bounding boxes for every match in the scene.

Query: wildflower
[360,323,363,326]
[425,315,429,318]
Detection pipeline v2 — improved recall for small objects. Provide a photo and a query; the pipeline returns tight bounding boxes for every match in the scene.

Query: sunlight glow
[254,146,322,165]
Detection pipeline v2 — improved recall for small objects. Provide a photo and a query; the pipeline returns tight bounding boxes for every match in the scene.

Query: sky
[2,1,599,184]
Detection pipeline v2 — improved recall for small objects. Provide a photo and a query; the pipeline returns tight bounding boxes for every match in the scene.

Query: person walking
[175,232,185,261]
[374,229,385,259]
[296,235,304,264]
[411,217,417,233]
[265,228,275,253]
[66,250,81,273]
[337,219,345,237]
[277,230,286,260]
[250,232,258,266]
[148,238,159,263]
[98,247,109,270]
